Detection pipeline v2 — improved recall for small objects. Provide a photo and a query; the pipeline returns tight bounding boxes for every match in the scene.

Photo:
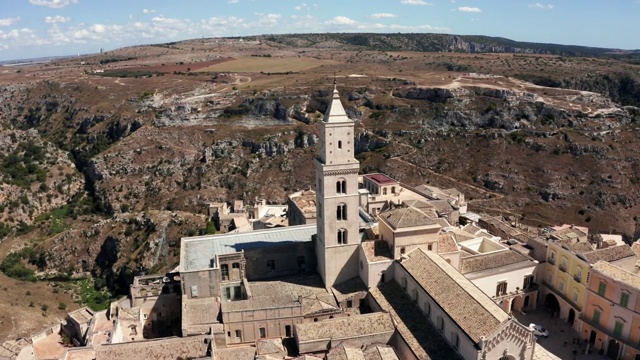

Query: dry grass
[196,57,336,73]
[0,272,79,342]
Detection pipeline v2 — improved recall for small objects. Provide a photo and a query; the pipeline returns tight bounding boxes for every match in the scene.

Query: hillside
[0,33,640,339]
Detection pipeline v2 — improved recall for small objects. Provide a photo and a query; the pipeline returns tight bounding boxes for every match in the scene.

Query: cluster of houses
[3,86,640,360]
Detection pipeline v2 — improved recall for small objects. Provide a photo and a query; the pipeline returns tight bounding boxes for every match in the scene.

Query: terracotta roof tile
[460,250,531,274]
[583,245,635,264]
[369,282,462,360]
[362,240,394,262]
[295,313,394,343]
[437,234,459,253]
[380,207,438,229]
[401,249,508,343]
[592,261,640,291]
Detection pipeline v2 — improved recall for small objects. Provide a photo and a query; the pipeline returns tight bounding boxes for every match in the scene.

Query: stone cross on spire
[333,71,337,91]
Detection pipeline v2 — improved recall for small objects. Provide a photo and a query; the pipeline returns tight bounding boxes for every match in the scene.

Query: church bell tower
[315,84,361,288]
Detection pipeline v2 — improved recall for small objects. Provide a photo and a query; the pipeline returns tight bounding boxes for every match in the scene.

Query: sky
[0,0,639,61]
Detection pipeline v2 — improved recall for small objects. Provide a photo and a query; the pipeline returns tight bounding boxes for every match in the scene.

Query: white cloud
[142,9,156,14]
[370,13,397,19]
[29,0,79,9]
[529,3,554,9]
[457,6,481,12]
[0,28,46,51]
[400,0,431,5]
[228,0,240,3]
[327,16,356,25]
[45,15,70,24]
[0,17,20,27]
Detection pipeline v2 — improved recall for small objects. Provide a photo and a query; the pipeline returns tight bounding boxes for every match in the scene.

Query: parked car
[529,323,549,337]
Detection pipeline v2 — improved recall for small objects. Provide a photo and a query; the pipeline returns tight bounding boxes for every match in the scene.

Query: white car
[529,323,549,337]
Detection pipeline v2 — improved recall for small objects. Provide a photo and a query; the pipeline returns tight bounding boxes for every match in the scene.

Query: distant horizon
[2,0,639,62]
[1,31,638,64]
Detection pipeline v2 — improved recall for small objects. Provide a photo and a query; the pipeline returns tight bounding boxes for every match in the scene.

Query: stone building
[75,86,539,360]
[314,85,362,288]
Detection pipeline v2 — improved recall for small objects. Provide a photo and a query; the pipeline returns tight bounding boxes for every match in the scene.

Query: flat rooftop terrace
[364,173,398,185]
[180,224,316,272]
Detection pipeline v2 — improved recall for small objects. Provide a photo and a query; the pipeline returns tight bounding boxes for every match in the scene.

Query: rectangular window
[546,272,553,285]
[496,281,507,297]
[234,286,241,300]
[597,281,606,296]
[346,300,353,308]
[235,330,242,340]
[573,292,579,303]
[559,281,565,293]
[439,316,445,332]
[621,292,630,308]
[259,327,266,338]
[224,287,231,300]
[593,309,601,325]
[427,244,433,251]
[523,275,534,289]
[221,264,229,281]
[267,259,275,271]
[614,321,623,337]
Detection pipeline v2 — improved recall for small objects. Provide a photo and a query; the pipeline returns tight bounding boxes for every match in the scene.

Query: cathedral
[83,85,538,360]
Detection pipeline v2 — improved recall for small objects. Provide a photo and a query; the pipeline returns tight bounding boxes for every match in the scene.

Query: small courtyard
[515,308,606,360]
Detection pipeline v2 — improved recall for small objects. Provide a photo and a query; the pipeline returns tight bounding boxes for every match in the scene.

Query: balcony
[548,257,556,265]
[580,314,640,351]
[493,284,539,301]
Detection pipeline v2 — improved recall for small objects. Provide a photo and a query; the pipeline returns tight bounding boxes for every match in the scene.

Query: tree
[205,221,217,235]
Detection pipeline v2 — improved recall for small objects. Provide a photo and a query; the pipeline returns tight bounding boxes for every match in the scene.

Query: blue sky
[0,0,638,61]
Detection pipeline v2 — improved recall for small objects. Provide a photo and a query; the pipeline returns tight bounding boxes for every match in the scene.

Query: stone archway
[568,308,575,325]
[545,293,560,317]
[607,339,621,359]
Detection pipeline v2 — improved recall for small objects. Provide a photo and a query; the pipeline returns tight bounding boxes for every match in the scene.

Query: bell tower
[315,84,360,288]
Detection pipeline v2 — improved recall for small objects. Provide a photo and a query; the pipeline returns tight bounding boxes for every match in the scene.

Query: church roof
[400,249,509,344]
[324,88,352,123]
[295,312,394,343]
[180,225,315,272]
[380,207,439,229]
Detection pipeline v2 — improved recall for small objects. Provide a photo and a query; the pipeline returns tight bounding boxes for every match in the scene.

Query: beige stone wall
[223,306,302,344]
[244,242,316,281]
[359,245,393,288]
[182,269,217,299]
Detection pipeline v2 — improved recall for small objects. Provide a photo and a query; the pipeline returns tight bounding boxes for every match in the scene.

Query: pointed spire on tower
[324,78,350,123]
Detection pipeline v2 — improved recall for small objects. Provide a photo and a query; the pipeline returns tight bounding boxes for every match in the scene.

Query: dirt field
[196,56,336,73]
[0,273,79,342]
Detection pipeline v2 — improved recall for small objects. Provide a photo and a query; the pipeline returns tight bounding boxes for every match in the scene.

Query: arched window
[336,179,346,194]
[391,186,396,194]
[382,188,387,195]
[337,203,347,220]
[337,229,347,244]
